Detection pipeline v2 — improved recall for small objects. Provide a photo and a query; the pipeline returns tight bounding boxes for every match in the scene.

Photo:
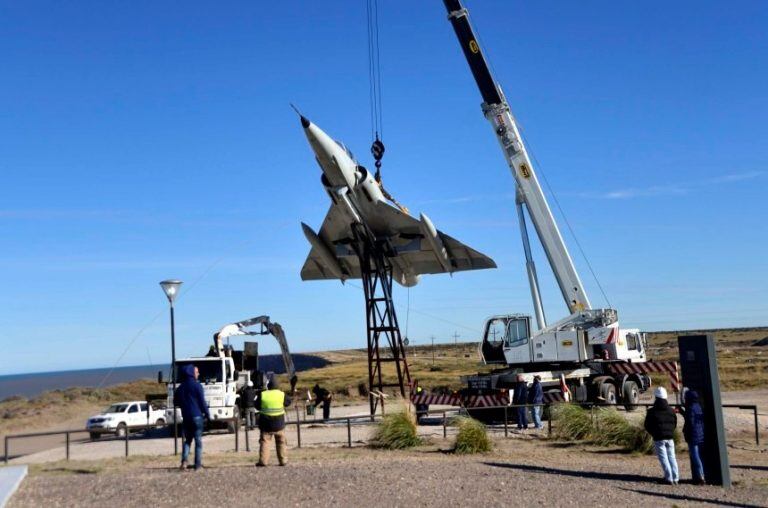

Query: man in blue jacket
[175,364,211,471]
[528,375,544,430]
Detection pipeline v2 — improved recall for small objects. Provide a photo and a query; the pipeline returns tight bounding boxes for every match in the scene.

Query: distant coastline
[0,354,328,400]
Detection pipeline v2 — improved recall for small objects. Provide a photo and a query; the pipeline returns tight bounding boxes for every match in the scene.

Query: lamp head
[159,279,183,304]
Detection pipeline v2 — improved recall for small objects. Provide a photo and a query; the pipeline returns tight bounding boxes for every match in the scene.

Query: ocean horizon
[0,354,328,401]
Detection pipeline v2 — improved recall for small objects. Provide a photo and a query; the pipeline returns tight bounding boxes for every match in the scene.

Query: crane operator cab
[480,314,532,365]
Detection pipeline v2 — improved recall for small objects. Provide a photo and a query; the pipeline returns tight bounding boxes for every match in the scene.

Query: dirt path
[8,438,768,507]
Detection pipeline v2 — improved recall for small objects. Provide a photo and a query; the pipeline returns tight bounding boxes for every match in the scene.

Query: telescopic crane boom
[443,0,594,328]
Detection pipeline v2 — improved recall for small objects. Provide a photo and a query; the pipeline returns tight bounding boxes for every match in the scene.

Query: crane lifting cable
[366,0,409,215]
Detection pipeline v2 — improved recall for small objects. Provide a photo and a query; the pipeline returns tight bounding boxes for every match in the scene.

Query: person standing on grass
[256,377,292,467]
[644,387,679,485]
[312,383,332,422]
[513,375,528,430]
[175,364,211,471]
[528,375,544,430]
[682,389,706,485]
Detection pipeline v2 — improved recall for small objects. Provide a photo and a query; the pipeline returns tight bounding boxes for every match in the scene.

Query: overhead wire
[366,0,383,141]
[96,237,256,388]
[523,135,613,309]
[466,0,612,310]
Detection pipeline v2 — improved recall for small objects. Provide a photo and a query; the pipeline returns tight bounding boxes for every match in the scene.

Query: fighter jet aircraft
[298,115,496,287]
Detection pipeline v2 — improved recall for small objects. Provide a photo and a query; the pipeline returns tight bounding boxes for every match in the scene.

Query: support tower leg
[353,226,411,416]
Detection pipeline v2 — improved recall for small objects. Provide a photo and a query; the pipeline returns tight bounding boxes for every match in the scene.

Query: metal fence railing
[3,402,761,464]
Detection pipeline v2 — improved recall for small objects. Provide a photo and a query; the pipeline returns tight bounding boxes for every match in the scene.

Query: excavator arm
[215,315,298,393]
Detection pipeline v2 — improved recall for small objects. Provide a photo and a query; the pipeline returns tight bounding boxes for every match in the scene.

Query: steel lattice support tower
[352,224,411,416]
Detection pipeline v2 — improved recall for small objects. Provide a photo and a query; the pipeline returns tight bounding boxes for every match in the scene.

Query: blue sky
[1,1,766,375]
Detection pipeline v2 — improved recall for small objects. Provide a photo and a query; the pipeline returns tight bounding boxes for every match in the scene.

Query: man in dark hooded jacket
[174,364,211,471]
[682,389,706,485]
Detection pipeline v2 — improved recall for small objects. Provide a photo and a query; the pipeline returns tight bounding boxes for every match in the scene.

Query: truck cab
[166,356,243,429]
[481,314,647,369]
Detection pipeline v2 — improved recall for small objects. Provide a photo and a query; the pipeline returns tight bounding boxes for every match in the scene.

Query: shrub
[371,407,421,450]
[594,408,653,454]
[550,404,593,441]
[452,416,493,454]
[551,404,676,455]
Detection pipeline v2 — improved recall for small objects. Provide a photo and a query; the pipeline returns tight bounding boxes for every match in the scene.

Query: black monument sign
[677,334,730,487]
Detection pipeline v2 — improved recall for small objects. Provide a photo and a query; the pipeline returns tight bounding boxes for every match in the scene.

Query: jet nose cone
[300,115,310,129]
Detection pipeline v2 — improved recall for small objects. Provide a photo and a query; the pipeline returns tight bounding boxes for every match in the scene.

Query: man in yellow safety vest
[256,377,292,467]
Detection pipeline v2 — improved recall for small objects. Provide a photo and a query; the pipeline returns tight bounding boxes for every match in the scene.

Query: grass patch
[370,406,422,450]
[550,404,594,441]
[594,408,654,454]
[551,404,680,454]
[452,416,492,454]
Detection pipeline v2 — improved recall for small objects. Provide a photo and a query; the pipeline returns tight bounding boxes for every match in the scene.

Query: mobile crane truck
[410,1,680,419]
[166,315,297,432]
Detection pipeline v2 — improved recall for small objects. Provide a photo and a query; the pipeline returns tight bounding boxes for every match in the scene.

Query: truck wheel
[89,432,101,441]
[115,423,127,438]
[600,383,617,405]
[622,381,640,411]
[155,418,165,427]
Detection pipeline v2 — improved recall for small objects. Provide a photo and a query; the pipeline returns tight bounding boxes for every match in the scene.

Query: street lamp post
[160,279,182,455]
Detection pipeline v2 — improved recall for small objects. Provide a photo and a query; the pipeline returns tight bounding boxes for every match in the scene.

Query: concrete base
[0,466,27,507]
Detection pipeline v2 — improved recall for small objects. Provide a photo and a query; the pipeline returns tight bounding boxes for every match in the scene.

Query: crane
[441,0,655,410]
[215,315,298,393]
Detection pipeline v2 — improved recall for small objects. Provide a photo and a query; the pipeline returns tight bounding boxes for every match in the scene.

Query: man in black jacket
[241,381,256,429]
[644,387,679,484]
[312,383,332,422]
[512,375,528,430]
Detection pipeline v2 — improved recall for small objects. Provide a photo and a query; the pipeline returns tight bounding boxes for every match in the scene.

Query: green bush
[550,404,593,441]
[371,407,422,450]
[551,404,679,455]
[594,408,653,454]
[452,416,493,454]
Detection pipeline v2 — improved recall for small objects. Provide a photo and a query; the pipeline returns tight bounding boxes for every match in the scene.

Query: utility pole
[452,331,460,345]
[431,335,436,366]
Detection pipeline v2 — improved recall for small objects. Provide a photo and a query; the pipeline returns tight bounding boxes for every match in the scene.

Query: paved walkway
[0,466,27,508]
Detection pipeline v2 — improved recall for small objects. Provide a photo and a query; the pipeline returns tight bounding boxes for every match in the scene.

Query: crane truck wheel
[622,381,640,411]
[599,383,617,405]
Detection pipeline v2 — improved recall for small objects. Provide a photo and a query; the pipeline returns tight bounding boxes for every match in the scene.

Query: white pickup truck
[86,401,166,439]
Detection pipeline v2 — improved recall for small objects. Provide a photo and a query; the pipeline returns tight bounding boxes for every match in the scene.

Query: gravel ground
[8,435,768,507]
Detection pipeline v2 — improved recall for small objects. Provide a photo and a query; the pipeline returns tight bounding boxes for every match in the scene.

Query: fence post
[754,407,760,446]
[66,432,70,461]
[4,436,9,464]
[245,419,250,452]
[504,406,508,438]
[347,418,352,448]
[124,429,129,458]
[443,412,447,439]
[235,419,240,452]
[296,418,302,448]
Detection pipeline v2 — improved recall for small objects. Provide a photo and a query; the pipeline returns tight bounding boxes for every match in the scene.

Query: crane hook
[371,137,385,182]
